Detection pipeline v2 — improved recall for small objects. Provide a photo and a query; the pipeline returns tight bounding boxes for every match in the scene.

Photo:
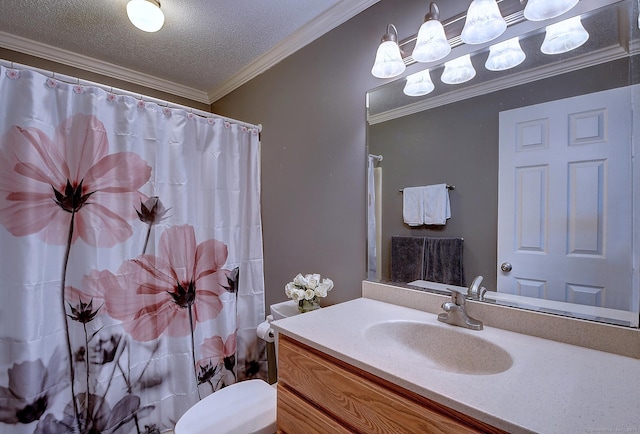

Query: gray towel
[424,237,464,286]
[390,236,426,283]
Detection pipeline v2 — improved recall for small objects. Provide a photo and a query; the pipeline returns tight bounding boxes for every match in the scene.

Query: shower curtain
[0,65,266,434]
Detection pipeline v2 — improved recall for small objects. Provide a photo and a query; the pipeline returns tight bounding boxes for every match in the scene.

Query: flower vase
[298,298,321,313]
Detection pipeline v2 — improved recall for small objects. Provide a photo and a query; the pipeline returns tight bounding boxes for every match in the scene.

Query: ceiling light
[441,54,476,84]
[541,16,589,55]
[485,37,526,71]
[461,0,507,45]
[127,0,165,33]
[524,0,579,21]
[403,70,436,96]
[412,2,451,63]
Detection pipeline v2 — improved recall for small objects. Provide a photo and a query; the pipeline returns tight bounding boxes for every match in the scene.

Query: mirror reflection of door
[497,86,635,311]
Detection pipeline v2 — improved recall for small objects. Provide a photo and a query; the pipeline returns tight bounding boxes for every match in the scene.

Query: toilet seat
[174,379,277,434]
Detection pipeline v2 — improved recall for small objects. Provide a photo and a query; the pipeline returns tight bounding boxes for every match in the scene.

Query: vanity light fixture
[412,2,451,63]
[541,16,589,55]
[127,0,165,33]
[485,37,526,71]
[441,54,476,84]
[403,69,436,96]
[461,0,507,45]
[371,24,406,78]
[523,0,579,21]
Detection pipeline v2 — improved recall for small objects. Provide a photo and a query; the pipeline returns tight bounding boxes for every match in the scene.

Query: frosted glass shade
[524,0,579,21]
[403,70,435,96]
[461,0,507,45]
[371,40,406,78]
[127,0,165,32]
[485,37,526,71]
[441,54,476,84]
[541,16,589,55]
[412,20,451,63]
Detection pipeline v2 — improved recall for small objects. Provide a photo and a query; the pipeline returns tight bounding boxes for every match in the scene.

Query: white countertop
[270,297,640,434]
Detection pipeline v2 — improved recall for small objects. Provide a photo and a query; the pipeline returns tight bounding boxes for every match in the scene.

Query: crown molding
[0,31,210,104]
[207,0,380,103]
[0,0,379,106]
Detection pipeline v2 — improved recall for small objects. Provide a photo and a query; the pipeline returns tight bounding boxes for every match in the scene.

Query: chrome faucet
[437,288,483,331]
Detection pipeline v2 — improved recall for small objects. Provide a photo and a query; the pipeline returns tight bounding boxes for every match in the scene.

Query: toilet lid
[175,379,277,434]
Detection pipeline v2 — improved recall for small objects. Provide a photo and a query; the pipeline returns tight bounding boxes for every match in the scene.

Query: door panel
[498,86,633,310]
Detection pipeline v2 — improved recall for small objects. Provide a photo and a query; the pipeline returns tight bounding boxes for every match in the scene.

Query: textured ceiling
[0,0,378,104]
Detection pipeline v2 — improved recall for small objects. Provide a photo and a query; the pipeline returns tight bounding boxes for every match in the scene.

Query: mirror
[366,0,639,327]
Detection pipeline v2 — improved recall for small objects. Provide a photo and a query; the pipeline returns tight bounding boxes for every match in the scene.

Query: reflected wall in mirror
[366,0,639,327]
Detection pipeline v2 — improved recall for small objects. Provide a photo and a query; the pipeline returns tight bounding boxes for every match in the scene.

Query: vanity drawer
[277,384,353,434]
[277,335,504,434]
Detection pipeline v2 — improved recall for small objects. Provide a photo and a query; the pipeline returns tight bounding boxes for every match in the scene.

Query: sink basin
[364,320,513,375]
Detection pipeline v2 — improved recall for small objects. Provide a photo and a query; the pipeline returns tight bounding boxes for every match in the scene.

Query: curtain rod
[0,59,262,132]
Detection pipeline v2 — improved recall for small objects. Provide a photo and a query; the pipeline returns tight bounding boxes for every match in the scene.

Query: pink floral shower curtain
[0,65,266,434]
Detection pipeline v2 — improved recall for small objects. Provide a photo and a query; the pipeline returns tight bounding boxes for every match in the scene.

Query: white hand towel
[402,186,424,226]
[423,183,451,225]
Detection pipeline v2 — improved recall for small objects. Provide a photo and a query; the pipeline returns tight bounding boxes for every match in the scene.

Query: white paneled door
[498,86,634,310]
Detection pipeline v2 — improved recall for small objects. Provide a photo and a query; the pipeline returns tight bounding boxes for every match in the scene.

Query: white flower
[314,278,333,298]
[293,273,308,287]
[290,289,305,301]
[305,274,320,289]
[285,273,333,301]
[285,282,296,299]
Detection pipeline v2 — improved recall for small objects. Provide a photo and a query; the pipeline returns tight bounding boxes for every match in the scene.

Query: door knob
[500,262,512,272]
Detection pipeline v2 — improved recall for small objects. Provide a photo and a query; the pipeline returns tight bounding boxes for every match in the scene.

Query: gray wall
[212,0,435,310]
[369,58,632,291]
[211,0,633,309]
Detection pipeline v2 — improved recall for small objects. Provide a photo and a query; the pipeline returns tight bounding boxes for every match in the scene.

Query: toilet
[174,300,301,434]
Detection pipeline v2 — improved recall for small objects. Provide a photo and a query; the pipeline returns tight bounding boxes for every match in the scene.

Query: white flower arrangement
[285,273,334,303]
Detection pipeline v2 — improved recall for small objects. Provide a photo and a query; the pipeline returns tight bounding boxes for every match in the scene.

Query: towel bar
[399,185,455,192]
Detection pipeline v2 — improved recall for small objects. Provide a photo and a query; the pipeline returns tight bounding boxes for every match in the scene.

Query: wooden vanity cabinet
[276,335,506,434]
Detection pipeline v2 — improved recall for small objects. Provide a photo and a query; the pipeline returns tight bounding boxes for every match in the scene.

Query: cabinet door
[278,335,503,434]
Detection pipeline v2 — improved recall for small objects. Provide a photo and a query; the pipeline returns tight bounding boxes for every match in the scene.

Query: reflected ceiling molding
[367,42,628,125]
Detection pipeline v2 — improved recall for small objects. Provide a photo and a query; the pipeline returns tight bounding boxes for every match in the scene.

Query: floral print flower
[35,392,153,434]
[102,225,231,341]
[136,196,169,225]
[0,113,152,247]
[0,348,66,425]
[199,333,236,368]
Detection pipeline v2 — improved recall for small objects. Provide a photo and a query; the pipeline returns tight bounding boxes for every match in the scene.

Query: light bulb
[441,54,476,84]
[461,0,507,45]
[127,0,165,33]
[485,37,526,71]
[404,70,435,96]
[371,40,406,78]
[371,25,406,79]
[524,0,579,21]
[541,16,589,55]
[413,20,451,63]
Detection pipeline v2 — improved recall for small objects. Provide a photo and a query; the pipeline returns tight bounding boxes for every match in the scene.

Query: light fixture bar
[400,2,525,65]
